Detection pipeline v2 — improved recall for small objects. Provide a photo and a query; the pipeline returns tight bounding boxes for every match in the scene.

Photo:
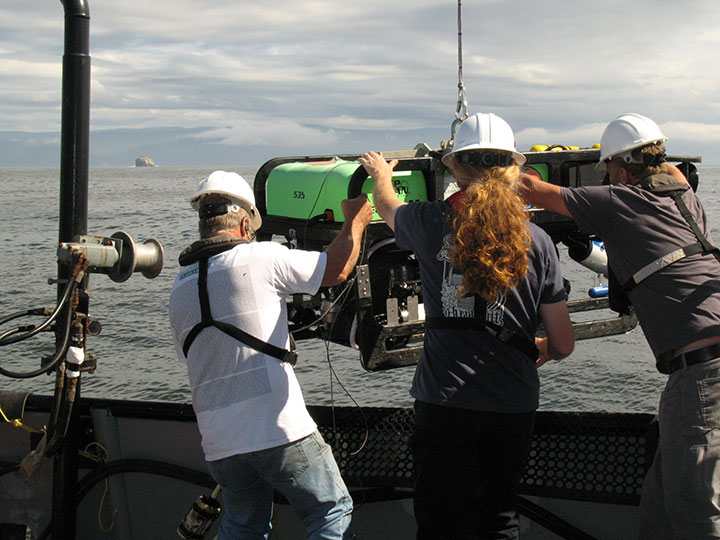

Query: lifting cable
[451,0,469,139]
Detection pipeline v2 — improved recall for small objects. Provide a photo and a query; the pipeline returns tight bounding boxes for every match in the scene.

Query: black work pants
[412,400,535,540]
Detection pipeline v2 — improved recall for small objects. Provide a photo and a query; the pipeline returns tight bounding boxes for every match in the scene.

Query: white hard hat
[596,113,667,170]
[190,170,262,230]
[442,112,526,167]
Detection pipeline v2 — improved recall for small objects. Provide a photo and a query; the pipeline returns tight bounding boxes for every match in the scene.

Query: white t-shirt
[169,241,326,461]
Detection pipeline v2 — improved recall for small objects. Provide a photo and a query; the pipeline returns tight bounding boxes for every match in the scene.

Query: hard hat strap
[458,152,513,167]
[615,149,666,167]
[199,202,242,219]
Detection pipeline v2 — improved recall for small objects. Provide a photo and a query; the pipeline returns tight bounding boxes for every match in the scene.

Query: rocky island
[135,156,157,167]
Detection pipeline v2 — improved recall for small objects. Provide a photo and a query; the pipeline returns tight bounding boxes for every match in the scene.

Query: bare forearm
[518,173,571,217]
[359,152,405,230]
[373,175,403,230]
[321,219,365,286]
[547,340,572,360]
[539,301,575,360]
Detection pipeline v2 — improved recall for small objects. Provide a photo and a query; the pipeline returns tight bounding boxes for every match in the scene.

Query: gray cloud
[1,0,719,165]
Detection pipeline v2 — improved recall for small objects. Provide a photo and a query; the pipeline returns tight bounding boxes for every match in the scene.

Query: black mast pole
[53,1,90,538]
[59,0,90,246]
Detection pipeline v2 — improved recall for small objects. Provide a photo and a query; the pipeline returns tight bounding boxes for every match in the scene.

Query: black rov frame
[254,147,700,371]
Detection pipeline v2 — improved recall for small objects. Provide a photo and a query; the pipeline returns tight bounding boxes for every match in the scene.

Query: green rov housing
[265,159,429,223]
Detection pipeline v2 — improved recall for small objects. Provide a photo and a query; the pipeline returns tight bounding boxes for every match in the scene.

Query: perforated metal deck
[309,406,657,506]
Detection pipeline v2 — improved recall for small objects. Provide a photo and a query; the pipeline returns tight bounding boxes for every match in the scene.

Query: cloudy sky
[2,1,720,166]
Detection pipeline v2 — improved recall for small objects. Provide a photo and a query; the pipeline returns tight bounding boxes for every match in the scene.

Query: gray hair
[198,195,252,239]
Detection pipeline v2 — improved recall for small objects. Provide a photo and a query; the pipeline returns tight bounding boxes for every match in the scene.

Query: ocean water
[1,164,719,413]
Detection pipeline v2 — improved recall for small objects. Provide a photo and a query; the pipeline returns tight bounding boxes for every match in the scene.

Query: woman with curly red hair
[360,112,574,539]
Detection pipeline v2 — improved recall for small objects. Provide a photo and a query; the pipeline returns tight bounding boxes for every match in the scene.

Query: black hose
[0,463,20,478]
[0,326,25,342]
[44,378,77,458]
[76,458,216,501]
[0,308,51,327]
[0,299,74,379]
[34,458,215,540]
[0,278,77,347]
[44,366,70,453]
[518,496,600,540]
[33,458,601,540]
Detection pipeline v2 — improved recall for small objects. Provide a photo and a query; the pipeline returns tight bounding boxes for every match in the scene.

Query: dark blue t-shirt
[394,200,565,412]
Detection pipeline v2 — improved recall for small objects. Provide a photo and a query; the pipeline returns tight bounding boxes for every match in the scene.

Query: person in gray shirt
[519,113,720,539]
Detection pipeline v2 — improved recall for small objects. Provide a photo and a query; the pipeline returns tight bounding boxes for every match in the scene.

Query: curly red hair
[449,156,531,302]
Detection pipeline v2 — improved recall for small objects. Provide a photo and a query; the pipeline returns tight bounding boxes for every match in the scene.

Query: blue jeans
[639,357,720,539]
[207,430,354,540]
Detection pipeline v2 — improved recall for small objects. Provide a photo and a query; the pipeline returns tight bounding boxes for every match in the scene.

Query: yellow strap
[0,404,43,433]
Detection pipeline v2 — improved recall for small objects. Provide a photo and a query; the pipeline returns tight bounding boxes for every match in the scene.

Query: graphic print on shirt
[437,233,506,324]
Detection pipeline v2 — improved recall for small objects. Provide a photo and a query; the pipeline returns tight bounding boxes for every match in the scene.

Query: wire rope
[451,0,469,138]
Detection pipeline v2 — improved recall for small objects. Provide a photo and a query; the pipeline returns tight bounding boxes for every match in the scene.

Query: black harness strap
[618,177,720,294]
[672,191,717,254]
[424,201,539,360]
[425,296,539,360]
[182,258,297,365]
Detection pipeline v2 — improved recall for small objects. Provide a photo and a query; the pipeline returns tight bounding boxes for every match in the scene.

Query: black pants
[412,400,536,540]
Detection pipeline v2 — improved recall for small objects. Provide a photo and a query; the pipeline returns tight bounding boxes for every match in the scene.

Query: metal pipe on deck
[58,0,90,250]
[53,2,91,539]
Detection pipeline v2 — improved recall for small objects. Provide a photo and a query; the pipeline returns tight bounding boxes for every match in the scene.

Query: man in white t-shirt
[169,170,372,540]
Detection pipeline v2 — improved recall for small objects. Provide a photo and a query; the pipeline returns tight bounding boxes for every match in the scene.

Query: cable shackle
[452,85,468,139]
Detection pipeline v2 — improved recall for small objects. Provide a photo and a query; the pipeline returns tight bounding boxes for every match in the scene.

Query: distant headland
[135,156,157,167]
